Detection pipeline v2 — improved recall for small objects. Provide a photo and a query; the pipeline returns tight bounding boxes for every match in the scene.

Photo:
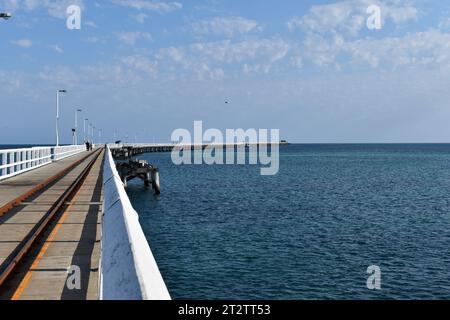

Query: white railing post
[9,152,14,176]
[25,150,28,169]
[33,149,38,167]
[19,151,23,172]
[16,151,20,172]
[1,152,6,176]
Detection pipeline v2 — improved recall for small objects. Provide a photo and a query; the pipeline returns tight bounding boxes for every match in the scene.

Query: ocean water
[0,145,38,149]
[126,144,450,300]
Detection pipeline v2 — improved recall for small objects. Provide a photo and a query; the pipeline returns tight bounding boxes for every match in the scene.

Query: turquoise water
[126,144,450,299]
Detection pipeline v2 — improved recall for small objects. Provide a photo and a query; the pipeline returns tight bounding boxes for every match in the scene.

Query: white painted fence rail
[0,147,52,181]
[107,143,176,149]
[100,146,171,300]
[53,145,86,161]
[0,145,86,181]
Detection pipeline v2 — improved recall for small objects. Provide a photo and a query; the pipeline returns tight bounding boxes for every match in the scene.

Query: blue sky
[1,0,450,144]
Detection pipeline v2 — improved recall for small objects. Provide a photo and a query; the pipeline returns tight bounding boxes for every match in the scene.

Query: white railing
[0,147,53,181]
[107,143,124,149]
[100,146,171,300]
[0,145,86,181]
[107,143,174,149]
[53,145,86,161]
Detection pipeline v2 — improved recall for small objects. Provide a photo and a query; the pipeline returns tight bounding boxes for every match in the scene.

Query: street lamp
[89,123,93,144]
[73,109,82,145]
[0,13,12,20]
[89,123,94,144]
[84,118,88,143]
[56,89,67,147]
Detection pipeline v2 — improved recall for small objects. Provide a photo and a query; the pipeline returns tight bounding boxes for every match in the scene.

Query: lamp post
[89,123,92,144]
[56,89,67,147]
[0,13,12,20]
[89,124,93,144]
[73,109,82,145]
[84,118,88,143]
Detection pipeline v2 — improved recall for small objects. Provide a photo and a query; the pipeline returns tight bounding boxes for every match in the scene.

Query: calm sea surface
[125,144,450,299]
[126,144,450,299]
[0,145,38,149]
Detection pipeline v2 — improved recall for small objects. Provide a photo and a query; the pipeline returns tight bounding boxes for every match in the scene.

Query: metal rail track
[0,148,103,287]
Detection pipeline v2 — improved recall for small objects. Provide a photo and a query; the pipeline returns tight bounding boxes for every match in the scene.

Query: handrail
[0,146,52,153]
[100,146,171,300]
[54,145,86,161]
[0,145,86,181]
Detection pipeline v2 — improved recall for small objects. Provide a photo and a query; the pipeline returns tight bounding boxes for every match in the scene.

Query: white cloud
[295,27,450,71]
[243,63,271,75]
[439,17,450,30]
[345,29,450,69]
[2,0,445,79]
[158,46,185,63]
[190,17,261,38]
[189,38,290,64]
[287,1,365,36]
[290,56,303,69]
[192,63,225,80]
[110,0,182,13]
[301,33,344,69]
[156,46,224,80]
[132,13,149,24]
[0,0,19,12]
[0,0,85,19]
[154,37,290,78]
[45,0,85,19]
[283,0,433,72]
[49,44,64,53]
[11,39,33,48]
[387,3,419,24]
[115,31,152,45]
[85,21,98,28]
[121,55,158,76]
[0,70,24,91]
[287,0,419,36]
